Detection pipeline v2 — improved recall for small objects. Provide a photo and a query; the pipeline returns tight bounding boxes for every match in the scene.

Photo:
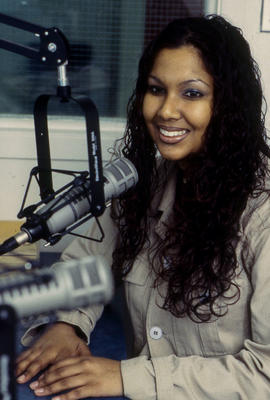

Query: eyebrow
[148,74,211,88]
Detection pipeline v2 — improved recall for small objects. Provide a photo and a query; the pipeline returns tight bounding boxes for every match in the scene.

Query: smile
[159,127,189,137]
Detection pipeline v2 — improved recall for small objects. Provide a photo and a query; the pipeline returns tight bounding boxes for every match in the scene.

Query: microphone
[0,255,113,318]
[0,158,138,254]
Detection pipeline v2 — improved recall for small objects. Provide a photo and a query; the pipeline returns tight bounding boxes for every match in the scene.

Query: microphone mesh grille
[70,266,84,289]
[86,262,101,285]
[108,165,124,182]
[117,159,132,176]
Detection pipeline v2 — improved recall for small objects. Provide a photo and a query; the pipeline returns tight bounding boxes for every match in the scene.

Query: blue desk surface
[16,306,128,400]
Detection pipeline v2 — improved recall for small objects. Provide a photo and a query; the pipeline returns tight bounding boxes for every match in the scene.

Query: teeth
[160,128,188,137]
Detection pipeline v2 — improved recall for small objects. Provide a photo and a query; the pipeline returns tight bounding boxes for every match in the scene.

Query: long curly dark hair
[111,15,270,321]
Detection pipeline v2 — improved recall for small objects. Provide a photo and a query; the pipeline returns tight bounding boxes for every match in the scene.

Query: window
[0,0,204,118]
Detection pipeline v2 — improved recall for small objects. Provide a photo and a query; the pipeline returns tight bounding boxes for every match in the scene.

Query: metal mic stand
[0,11,105,217]
[33,62,105,217]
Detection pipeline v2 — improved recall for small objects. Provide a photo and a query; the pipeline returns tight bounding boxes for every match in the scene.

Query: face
[142,45,214,164]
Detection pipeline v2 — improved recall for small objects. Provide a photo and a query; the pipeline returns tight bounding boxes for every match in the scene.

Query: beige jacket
[22,165,270,400]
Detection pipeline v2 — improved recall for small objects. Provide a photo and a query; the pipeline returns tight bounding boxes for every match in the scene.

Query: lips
[159,127,189,137]
[158,126,190,144]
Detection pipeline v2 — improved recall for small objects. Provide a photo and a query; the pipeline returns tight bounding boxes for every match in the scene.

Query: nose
[157,95,181,120]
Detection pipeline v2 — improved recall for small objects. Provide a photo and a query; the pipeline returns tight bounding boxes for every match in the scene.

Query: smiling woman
[16,14,270,400]
[143,45,213,162]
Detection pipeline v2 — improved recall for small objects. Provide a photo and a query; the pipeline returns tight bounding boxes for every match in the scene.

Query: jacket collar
[153,162,178,239]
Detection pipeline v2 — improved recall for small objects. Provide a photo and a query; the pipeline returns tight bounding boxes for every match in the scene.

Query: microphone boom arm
[0,12,69,67]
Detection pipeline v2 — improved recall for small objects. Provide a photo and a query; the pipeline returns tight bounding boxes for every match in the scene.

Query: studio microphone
[0,158,138,254]
[0,255,113,318]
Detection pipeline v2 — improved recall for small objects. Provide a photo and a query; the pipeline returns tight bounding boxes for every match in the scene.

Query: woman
[16,15,270,399]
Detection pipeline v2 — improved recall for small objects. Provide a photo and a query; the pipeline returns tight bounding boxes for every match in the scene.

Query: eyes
[146,84,204,99]
[184,89,204,98]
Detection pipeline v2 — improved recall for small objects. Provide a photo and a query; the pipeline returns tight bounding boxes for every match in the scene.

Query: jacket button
[150,326,162,339]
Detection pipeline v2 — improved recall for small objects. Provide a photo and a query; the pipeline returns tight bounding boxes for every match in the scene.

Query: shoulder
[239,169,270,262]
[241,169,270,233]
